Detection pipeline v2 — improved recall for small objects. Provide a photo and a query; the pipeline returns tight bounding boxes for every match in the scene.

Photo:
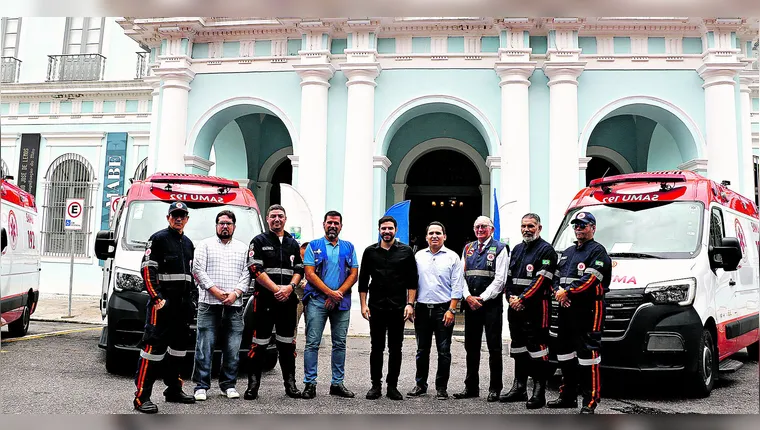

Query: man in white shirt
[407,221,464,400]
[191,210,250,401]
[453,216,509,402]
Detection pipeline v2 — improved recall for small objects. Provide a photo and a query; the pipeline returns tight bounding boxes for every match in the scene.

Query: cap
[570,211,596,225]
[168,201,189,215]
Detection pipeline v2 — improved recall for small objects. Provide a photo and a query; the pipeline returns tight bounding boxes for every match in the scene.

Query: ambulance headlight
[114,269,145,293]
[644,278,696,306]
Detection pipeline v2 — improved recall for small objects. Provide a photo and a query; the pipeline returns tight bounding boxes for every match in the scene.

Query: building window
[133,157,148,181]
[1,17,21,58]
[64,17,105,54]
[41,153,96,257]
[0,158,9,178]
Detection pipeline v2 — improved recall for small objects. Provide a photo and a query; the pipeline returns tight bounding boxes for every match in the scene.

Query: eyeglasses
[474,225,491,230]
[217,222,234,226]
[572,223,591,230]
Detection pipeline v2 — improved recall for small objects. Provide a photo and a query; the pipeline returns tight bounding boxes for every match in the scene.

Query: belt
[417,302,449,308]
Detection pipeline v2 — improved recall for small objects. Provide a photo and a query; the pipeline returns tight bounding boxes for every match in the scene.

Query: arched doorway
[406,150,481,254]
[268,159,292,206]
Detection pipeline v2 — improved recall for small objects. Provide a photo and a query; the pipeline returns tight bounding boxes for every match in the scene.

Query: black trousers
[247,291,298,380]
[463,301,503,392]
[413,303,454,391]
[368,307,405,387]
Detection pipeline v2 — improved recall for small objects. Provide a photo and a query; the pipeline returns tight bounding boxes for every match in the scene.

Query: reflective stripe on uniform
[512,278,533,286]
[141,261,158,269]
[265,268,294,276]
[166,347,186,357]
[528,348,549,358]
[510,346,528,354]
[560,277,580,285]
[275,334,294,343]
[584,267,604,281]
[536,270,554,279]
[556,352,577,361]
[578,356,602,366]
[252,337,269,346]
[158,274,192,282]
[250,259,264,266]
[293,264,304,269]
[140,350,165,361]
[465,269,496,277]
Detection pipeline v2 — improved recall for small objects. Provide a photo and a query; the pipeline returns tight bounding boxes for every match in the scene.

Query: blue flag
[492,189,500,242]
[380,200,410,244]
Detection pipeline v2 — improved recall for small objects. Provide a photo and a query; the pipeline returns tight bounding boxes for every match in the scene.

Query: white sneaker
[194,389,207,401]
[224,388,240,399]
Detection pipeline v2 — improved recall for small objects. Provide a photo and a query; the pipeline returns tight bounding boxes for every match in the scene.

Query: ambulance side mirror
[94,230,116,260]
[709,237,742,272]
[1,228,7,253]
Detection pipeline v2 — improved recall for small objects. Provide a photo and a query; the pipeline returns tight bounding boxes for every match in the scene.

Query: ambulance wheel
[8,304,30,337]
[688,329,716,398]
[747,342,759,361]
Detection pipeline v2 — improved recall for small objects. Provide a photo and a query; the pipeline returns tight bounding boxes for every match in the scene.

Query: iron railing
[46,53,106,82]
[136,51,148,79]
[132,157,148,181]
[1,56,22,83]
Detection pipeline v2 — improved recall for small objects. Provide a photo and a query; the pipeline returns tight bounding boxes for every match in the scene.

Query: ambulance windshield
[123,201,263,250]
[553,201,704,259]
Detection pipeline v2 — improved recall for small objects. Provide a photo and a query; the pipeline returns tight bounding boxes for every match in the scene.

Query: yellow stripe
[2,326,102,343]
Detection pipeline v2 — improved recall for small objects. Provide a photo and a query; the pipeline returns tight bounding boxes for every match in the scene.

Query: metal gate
[41,153,97,257]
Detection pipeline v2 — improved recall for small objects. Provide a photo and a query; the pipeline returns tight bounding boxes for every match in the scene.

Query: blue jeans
[192,303,244,392]
[303,299,350,385]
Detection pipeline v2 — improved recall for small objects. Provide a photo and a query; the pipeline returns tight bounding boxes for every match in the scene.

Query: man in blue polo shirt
[301,210,359,399]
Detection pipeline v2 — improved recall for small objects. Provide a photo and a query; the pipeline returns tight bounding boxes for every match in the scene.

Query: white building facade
[1,16,759,296]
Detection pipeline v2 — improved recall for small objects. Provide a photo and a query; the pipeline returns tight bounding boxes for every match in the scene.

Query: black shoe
[436,389,449,400]
[580,405,596,414]
[330,383,355,398]
[284,376,301,399]
[366,385,382,400]
[547,396,578,409]
[452,388,479,399]
[244,371,261,400]
[499,379,528,402]
[406,386,427,397]
[301,383,316,399]
[487,391,500,402]
[164,390,195,404]
[133,399,158,414]
[386,386,403,401]
[526,379,547,410]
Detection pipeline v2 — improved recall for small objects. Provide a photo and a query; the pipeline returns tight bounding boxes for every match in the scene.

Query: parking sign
[65,198,85,231]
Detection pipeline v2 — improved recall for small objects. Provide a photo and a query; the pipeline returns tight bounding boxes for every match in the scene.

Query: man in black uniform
[500,213,557,409]
[244,204,304,400]
[548,211,611,414]
[133,201,197,414]
[453,216,508,402]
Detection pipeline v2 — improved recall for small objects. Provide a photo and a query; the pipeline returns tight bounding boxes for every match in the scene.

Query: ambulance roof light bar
[589,172,687,189]
[146,173,240,189]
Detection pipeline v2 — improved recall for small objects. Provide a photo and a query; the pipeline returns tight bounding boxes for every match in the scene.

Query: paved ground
[1,320,757,415]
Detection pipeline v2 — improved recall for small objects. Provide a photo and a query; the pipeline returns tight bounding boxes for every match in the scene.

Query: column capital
[486,156,501,170]
[340,63,381,87]
[293,63,335,87]
[578,157,592,170]
[495,62,536,86]
[287,154,300,168]
[698,63,745,88]
[542,61,586,86]
[739,71,757,93]
[678,158,709,174]
[184,155,214,173]
[153,57,195,91]
[373,155,391,172]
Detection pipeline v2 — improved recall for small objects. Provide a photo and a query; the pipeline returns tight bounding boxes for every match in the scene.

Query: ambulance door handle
[729,280,736,286]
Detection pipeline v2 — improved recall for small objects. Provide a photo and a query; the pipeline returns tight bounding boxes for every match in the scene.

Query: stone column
[144,76,161,175]
[153,57,195,173]
[739,74,755,198]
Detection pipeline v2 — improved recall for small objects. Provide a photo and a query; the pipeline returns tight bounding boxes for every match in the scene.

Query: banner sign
[100,132,128,232]
[17,133,41,196]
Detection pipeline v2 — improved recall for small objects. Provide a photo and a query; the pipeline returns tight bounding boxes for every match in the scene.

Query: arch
[586,146,634,174]
[133,157,148,181]
[259,147,294,183]
[375,95,501,157]
[394,138,489,185]
[579,96,706,162]
[186,96,300,159]
[0,158,9,178]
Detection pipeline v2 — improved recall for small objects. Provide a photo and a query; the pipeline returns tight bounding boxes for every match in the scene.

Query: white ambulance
[550,171,759,397]
[1,177,41,337]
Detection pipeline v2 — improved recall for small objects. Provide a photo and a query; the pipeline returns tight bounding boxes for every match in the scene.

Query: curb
[31,317,105,326]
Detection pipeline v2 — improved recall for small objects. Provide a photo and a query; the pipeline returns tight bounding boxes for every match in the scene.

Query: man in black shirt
[359,216,419,401]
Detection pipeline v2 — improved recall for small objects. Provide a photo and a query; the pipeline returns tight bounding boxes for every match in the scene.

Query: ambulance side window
[709,208,725,247]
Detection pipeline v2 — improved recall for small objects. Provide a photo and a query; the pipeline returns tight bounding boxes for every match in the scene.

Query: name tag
[262,246,274,251]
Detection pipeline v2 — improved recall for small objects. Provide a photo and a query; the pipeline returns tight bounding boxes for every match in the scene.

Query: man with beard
[244,204,304,400]
[453,216,508,402]
[549,211,611,414]
[191,210,250,401]
[408,221,464,400]
[500,213,558,409]
[301,210,359,399]
[359,216,418,401]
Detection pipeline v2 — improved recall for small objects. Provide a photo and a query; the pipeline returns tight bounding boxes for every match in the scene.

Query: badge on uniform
[486,253,495,261]
[594,260,604,267]
[542,259,550,265]
[526,263,534,277]
[249,250,254,258]
[144,248,152,257]
[577,262,586,276]
[466,245,475,257]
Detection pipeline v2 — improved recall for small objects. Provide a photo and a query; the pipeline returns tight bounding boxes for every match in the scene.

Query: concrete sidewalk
[31,293,105,325]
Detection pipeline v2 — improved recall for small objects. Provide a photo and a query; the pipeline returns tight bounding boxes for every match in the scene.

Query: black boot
[547,361,578,409]
[244,359,262,401]
[526,361,547,409]
[366,384,382,400]
[278,340,300,398]
[284,373,301,399]
[499,357,528,402]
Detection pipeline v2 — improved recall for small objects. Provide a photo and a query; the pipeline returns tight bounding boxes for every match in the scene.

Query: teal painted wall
[647,124,683,171]
[528,69,550,224]
[325,71,348,212]
[530,36,547,54]
[377,38,396,54]
[223,42,240,57]
[412,37,431,53]
[59,102,72,114]
[613,37,631,54]
[81,101,94,114]
[481,36,499,53]
[331,39,347,54]
[192,42,209,59]
[683,37,703,54]
[752,98,759,111]
[287,39,302,55]
[17,103,29,115]
[578,37,597,54]
[0,103,8,115]
[103,101,116,113]
[255,40,272,56]
[125,100,138,113]
[212,121,248,179]
[447,36,464,53]
[648,37,666,54]
[39,102,51,114]
[384,113,488,209]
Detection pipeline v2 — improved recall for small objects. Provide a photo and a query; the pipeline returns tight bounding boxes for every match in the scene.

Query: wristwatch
[289,282,297,288]
[406,302,415,307]
[446,308,457,315]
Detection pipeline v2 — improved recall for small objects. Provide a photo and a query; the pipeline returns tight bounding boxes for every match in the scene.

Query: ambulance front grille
[549,288,646,339]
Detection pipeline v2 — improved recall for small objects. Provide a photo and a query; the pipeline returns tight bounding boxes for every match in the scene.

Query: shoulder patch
[541,259,550,265]
[594,260,604,267]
